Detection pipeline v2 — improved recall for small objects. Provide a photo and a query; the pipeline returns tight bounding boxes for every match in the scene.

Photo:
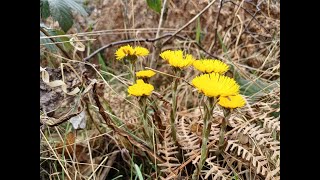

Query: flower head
[193,59,229,74]
[192,73,240,97]
[160,50,195,68]
[136,70,156,78]
[115,45,149,60]
[218,95,246,109]
[128,79,154,96]
[134,46,149,57]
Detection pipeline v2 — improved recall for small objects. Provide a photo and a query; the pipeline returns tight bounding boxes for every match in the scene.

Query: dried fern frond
[158,125,181,178]
[202,156,229,180]
[177,117,219,157]
[177,117,201,151]
[237,123,274,146]
[263,116,280,132]
[225,140,270,177]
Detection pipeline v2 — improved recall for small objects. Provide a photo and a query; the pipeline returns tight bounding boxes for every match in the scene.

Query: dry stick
[209,0,224,52]
[161,0,217,46]
[83,34,173,62]
[145,67,193,87]
[150,0,168,69]
[39,28,183,39]
[83,32,220,62]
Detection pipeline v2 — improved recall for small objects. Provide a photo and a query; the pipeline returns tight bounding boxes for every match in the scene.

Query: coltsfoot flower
[191,73,240,97]
[128,79,154,96]
[218,94,246,109]
[193,59,229,74]
[136,70,156,78]
[160,50,195,68]
[115,45,149,60]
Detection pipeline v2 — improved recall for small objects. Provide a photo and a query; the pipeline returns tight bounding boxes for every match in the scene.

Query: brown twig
[83,33,219,62]
[150,0,168,69]
[212,0,224,50]
[83,34,173,62]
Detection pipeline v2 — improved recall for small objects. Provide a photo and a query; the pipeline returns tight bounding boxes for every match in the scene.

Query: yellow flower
[136,70,156,78]
[160,50,195,68]
[193,59,229,74]
[192,73,240,97]
[134,46,149,57]
[128,79,154,96]
[218,95,246,109]
[115,45,149,60]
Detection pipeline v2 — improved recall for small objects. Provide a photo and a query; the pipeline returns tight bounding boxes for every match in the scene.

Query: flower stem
[129,61,136,83]
[140,96,151,142]
[170,69,180,144]
[216,108,231,156]
[193,97,216,179]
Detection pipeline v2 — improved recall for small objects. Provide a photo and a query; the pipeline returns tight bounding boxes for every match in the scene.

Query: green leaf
[196,17,201,44]
[40,26,73,53]
[40,0,50,19]
[40,31,58,52]
[236,76,278,101]
[51,29,73,52]
[46,0,88,32]
[48,0,74,32]
[146,0,161,13]
[134,164,144,180]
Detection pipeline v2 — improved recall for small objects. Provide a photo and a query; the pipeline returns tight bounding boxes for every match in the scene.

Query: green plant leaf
[51,29,73,52]
[40,31,58,52]
[40,0,50,19]
[40,25,73,53]
[44,0,88,32]
[196,17,201,44]
[236,75,279,101]
[146,0,161,13]
[134,164,144,180]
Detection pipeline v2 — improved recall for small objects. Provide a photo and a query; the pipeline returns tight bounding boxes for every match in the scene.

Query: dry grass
[40,0,280,179]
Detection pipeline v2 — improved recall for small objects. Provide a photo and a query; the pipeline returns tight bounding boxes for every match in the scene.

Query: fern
[263,116,280,133]
[225,140,269,176]
[202,156,229,180]
[237,123,274,146]
[158,126,181,178]
[177,118,201,151]
[176,117,220,157]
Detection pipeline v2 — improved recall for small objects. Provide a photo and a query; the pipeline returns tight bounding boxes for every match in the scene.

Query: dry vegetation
[40,0,280,179]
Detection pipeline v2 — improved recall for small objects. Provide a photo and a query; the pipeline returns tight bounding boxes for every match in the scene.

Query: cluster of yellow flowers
[115,45,149,60]
[115,45,156,97]
[127,79,154,96]
[193,59,229,74]
[191,59,245,109]
[160,50,195,68]
[115,45,245,109]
